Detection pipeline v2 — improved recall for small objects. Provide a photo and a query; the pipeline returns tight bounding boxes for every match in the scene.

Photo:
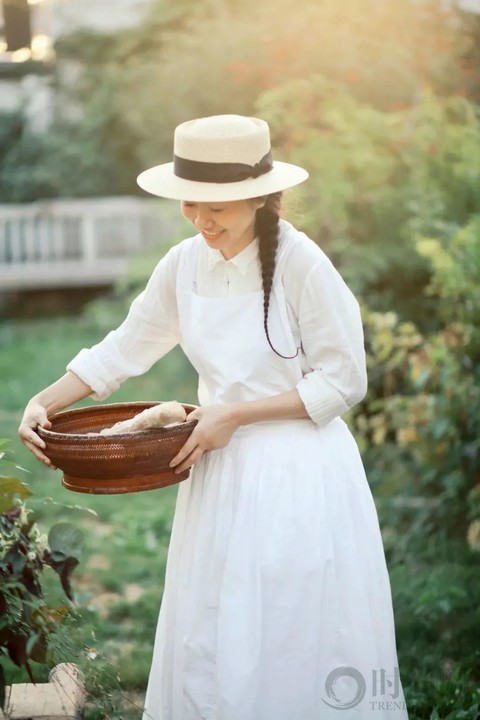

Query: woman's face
[181,198,264,260]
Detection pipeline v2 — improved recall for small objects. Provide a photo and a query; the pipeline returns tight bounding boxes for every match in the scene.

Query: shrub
[258,79,480,325]
[350,215,480,553]
[0,440,84,707]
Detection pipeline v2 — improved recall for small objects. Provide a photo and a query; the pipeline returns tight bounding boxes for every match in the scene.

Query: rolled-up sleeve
[295,256,368,427]
[66,245,181,401]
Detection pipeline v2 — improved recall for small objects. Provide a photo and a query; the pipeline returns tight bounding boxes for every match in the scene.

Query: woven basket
[37,401,198,495]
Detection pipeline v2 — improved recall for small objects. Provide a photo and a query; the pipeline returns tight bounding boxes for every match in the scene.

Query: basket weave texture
[37,401,198,495]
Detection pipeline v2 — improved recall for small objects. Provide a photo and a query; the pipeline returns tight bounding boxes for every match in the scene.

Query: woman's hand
[18,402,56,469]
[169,404,240,474]
[17,372,94,470]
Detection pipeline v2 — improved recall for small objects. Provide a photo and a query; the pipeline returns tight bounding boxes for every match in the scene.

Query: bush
[2,0,472,203]
[350,215,480,552]
[0,440,84,707]
[257,80,480,324]
[113,0,461,163]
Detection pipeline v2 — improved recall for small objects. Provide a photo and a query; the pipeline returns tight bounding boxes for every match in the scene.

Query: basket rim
[37,400,199,440]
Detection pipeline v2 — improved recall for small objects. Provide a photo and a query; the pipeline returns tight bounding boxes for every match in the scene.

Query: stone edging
[3,663,86,720]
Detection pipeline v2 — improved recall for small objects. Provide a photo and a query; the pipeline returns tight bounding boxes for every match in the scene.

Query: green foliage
[0,442,85,706]
[416,214,480,334]
[257,79,480,323]
[391,550,480,718]
[0,475,32,512]
[0,106,140,202]
[1,0,473,203]
[407,670,480,720]
[111,0,461,164]
[0,112,53,202]
[351,215,480,553]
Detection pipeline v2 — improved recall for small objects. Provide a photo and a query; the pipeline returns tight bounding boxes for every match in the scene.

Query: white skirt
[142,418,409,720]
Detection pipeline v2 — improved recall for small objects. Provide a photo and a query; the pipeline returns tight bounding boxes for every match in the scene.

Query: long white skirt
[142,418,409,720]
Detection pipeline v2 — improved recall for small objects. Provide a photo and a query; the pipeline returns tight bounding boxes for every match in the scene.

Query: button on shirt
[201,237,260,295]
[67,220,368,428]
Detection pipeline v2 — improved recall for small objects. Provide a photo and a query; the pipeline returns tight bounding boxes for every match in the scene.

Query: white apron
[142,236,409,720]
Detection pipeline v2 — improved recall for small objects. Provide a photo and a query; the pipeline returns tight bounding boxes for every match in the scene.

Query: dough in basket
[99,401,187,435]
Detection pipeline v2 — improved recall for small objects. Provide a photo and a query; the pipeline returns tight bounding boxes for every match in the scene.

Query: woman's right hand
[18,402,56,469]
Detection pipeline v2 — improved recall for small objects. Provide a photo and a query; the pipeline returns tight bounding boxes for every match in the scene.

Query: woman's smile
[201,229,226,242]
[181,199,265,259]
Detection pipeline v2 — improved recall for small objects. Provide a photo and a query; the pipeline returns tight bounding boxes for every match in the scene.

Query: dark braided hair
[255,192,299,359]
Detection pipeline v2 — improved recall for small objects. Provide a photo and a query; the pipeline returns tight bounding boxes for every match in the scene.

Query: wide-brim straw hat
[137,114,309,202]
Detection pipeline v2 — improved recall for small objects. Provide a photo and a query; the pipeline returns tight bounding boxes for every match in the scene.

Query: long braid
[256,192,298,359]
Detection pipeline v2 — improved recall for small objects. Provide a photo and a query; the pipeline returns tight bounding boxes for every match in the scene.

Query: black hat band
[173,150,273,184]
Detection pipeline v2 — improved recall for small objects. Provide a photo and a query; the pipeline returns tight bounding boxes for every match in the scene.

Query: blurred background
[1,1,480,718]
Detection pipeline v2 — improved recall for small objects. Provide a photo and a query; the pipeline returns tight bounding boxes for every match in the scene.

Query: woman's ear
[252,196,267,211]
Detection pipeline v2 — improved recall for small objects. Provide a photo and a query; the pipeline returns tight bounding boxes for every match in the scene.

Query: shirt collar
[206,237,259,277]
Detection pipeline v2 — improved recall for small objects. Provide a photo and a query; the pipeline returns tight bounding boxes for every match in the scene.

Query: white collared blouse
[67,219,368,427]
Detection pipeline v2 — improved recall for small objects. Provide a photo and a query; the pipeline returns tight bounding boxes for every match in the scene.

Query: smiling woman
[18,114,410,720]
[180,198,264,259]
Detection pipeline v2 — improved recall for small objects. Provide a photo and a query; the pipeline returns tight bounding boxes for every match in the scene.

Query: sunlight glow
[11,47,32,62]
[31,33,54,61]
[31,34,50,52]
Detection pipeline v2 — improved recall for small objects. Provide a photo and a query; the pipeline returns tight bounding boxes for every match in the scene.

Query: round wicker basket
[37,401,198,495]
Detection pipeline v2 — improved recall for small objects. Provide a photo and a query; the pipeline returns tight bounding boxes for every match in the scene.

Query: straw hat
[136,114,309,202]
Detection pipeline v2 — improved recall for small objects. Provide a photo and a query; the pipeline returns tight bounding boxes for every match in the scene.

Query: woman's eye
[210,208,224,213]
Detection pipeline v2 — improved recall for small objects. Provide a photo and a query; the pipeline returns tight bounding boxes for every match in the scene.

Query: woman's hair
[255,192,298,359]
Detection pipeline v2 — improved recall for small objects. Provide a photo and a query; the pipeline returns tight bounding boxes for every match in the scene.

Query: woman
[19,114,409,719]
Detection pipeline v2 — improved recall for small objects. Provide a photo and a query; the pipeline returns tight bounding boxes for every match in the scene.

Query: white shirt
[67,220,367,428]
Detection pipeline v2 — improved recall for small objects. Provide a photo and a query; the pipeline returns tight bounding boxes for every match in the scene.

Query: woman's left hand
[169,404,240,474]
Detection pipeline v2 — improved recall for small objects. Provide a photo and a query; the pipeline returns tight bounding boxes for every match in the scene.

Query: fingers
[169,434,198,469]
[18,414,56,470]
[171,446,204,475]
[187,408,202,422]
[22,438,57,469]
[20,423,46,447]
[169,430,207,473]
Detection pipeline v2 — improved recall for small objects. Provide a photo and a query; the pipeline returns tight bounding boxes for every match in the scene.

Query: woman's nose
[194,213,214,231]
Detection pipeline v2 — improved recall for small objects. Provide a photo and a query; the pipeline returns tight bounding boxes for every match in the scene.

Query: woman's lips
[201,230,225,241]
